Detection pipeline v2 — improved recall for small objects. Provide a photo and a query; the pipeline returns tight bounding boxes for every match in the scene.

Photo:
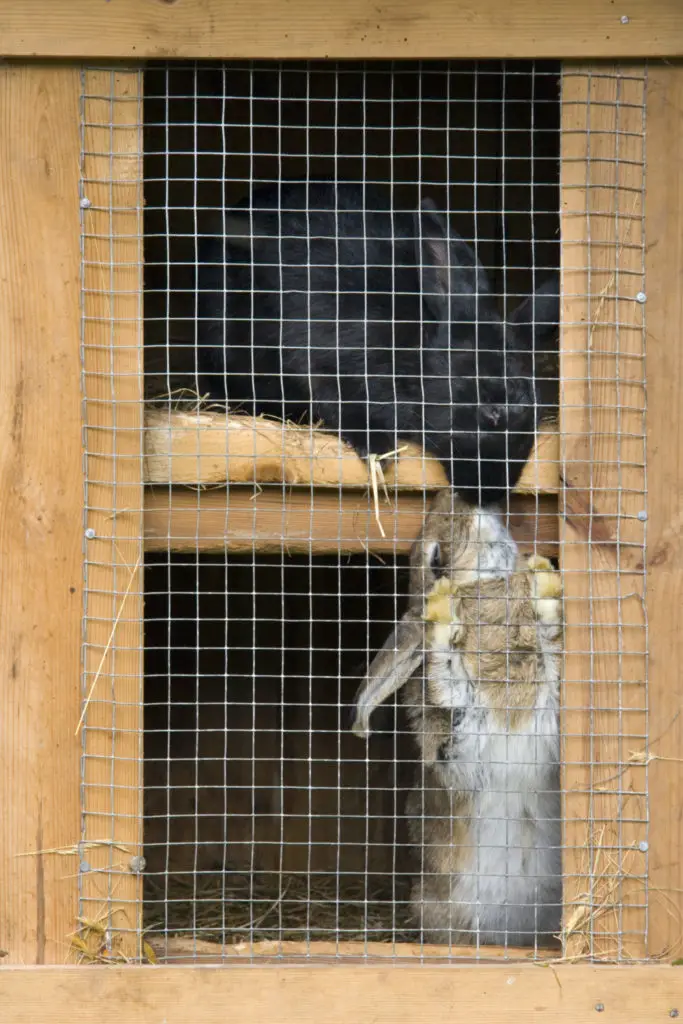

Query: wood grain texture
[144,409,560,495]
[1,963,682,1022]
[145,487,559,557]
[149,936,554,963]
[0,66,82,966]
[559,67,648,959]
[0,0,681,59]
[80,69,145,960]
[644,65,683,959]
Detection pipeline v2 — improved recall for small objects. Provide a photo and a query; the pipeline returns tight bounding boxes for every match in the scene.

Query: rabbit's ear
[508,273,560,348]
[351,616,424,740]
[415,198,490,322]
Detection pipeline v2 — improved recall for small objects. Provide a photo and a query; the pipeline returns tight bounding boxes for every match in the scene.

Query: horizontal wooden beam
[144,409,559,496]
[149,937,554,963]
[2,963,682,1022]
[1,0,682,59]
[144,486,558,556]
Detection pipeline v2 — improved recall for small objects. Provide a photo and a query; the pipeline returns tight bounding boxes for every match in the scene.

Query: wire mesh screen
[79,61,649,964]
[560,69,648,961]
[81,68,145,963]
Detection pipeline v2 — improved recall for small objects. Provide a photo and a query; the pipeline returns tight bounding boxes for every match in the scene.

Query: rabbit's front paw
[423,576,457,622]
[423,577,463,646]
[527,555,562,625]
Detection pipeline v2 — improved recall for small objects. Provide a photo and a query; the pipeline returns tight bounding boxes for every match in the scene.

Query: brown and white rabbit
[351,489,563,947]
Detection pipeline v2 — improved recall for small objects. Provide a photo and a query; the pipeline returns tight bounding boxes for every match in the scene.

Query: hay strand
[75,554,141,736]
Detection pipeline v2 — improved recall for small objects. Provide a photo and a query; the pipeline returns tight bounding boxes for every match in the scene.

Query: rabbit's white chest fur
[426,626,561,943]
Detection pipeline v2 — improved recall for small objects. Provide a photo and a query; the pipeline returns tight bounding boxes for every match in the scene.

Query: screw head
[620,14,630,23]
[128,855,146,874]
[79,196,92,209]
[670,1011,679,1019]
[595,1004,605,1013]
[79,861,91,873]
[85,527,96,540]
[638,840,649,852]
[637,510,648,522]
[635,291,647,303]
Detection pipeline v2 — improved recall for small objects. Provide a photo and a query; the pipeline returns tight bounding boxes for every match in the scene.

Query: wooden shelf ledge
[144,408,560,495]
[145,487,558,556]
[143,409,559,556]
[148,936,556,964]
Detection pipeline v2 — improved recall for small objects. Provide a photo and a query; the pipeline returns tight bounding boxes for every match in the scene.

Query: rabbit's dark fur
[197,182,558,503]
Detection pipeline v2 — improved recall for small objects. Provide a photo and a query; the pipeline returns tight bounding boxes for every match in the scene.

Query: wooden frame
[79,67,145,961]
[0,3,682,1018]
[144,488,560,558]
[643,64,683,962]
[2,963,683,1021]
[0,63,83,968]
[560,67,648,960]
[1,0,683,59]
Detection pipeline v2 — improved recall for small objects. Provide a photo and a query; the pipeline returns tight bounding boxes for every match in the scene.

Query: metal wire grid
[80,67,145,963]
[559,68,648,961]
[78,60,648,964]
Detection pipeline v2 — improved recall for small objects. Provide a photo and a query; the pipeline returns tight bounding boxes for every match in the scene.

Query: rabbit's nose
[478,404,504,429]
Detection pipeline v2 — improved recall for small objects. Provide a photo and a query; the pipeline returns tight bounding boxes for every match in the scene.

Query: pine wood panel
[148,936,554,963]
[560,66,648,959]
[644,64,683,960]
[0,65,83,966]
[145,487,559,557]
[1,963,682,1023]
[80,68,145,961]
[0,0,681,59]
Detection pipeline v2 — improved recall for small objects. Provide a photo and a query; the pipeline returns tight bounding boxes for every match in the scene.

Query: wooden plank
[0,66,82,966]
[144,409,560,495]
[144,487,559,557]
[1,963,682,1023]
[0,0,682,59]
[644,66,683,960]
[80,69,145,961]
[148,937,554,963]
[559,67,648,959]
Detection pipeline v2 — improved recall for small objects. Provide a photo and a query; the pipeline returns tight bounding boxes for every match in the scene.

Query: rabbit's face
[445,334,538,502]
[412,490,517,606]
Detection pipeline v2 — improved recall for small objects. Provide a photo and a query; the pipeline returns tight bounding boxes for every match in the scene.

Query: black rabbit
[197,182,558,504]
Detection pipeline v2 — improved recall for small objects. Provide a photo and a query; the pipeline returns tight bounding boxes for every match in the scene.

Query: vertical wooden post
[80,68,145,960]
[0,66,83,964]
[560,66,648,959]
[644,64,683,960]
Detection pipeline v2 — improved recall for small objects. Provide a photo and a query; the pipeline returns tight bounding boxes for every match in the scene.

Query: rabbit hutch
[2,0,683,1019]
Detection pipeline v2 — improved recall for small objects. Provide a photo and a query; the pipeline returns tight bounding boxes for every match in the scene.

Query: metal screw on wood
[129,855,146,874]
[595,1004,605,1013]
